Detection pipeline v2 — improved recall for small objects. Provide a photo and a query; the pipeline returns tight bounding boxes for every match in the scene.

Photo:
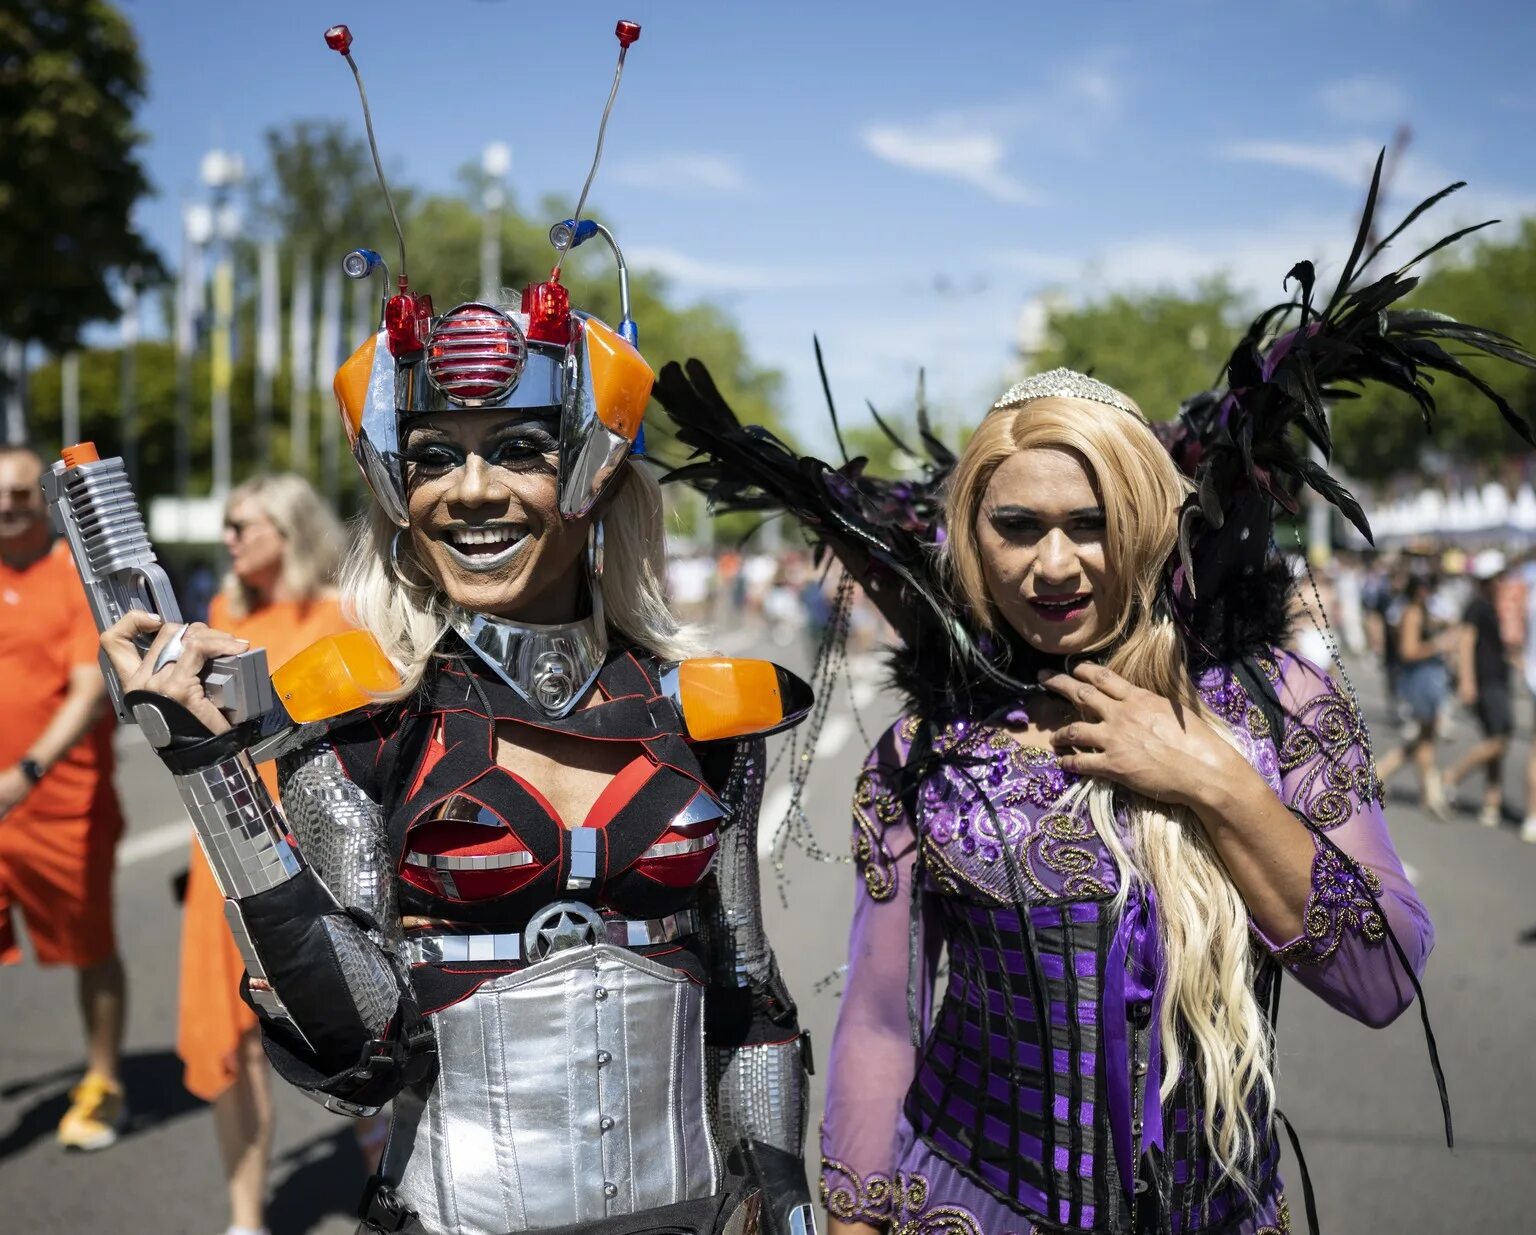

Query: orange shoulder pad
[662,658,814,743]
[271,630,402,723]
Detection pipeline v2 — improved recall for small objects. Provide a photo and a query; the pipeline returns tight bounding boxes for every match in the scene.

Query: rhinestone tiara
[990,367,1145,421]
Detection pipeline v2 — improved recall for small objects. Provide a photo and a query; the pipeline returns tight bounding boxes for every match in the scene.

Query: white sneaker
[1521,817,1536,844]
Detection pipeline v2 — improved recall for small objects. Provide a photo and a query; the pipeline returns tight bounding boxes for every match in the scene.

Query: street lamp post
[202,149,244,498]
[178,202,213,499]
[480,142,511,303]
[119,269,141,486]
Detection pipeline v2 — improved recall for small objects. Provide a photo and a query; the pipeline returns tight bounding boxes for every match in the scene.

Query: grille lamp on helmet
[426,305,529,403]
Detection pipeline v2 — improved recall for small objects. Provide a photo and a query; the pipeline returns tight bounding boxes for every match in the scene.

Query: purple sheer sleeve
[1253,651,1435,1028]
[820,717,941,1226]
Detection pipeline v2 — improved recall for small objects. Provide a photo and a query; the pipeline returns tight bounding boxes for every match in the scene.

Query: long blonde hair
[943,395,1276,1185]
[220,473,343,619]
[342,458,703,700]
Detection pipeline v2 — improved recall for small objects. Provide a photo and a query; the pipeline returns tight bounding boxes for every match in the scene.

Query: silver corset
[383,943,720,1235]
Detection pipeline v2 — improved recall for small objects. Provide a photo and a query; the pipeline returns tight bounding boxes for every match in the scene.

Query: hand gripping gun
[42,443,275,730]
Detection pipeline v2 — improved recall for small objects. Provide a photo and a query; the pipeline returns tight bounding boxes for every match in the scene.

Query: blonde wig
[220,473,344,619]
[342,458,703,701]
[943,394,1277,1186]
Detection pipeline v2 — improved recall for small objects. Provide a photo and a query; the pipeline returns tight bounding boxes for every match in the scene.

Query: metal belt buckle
[523,899,605,960]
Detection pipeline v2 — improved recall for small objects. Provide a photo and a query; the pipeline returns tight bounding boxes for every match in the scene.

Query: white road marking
[116,820,189,868]
[758,784,794,859]
[816,714,854,759]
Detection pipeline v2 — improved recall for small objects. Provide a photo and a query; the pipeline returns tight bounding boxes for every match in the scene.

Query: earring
[588,519,605,584]
[389,528,428,590]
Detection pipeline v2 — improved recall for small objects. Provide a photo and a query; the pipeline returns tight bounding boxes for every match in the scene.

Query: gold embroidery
[852,770,901,903]
[1255,1194,1291,1234]
[1276,675,1382,832]
[819,1155,895,1223]
[1025,809,1112,900]
[1277,847,1386,965]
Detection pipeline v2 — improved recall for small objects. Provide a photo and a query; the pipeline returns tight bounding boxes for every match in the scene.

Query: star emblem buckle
[523,900,605,960]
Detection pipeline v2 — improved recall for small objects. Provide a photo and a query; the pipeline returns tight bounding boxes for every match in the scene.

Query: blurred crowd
[664,546,889,656]
[1293,545,1536,841]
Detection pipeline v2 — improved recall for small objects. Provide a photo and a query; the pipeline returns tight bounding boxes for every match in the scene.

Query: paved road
[1,630,1532,1233]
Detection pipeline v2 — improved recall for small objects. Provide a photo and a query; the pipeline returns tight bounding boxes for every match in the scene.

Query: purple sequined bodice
[825,651,1428,1235]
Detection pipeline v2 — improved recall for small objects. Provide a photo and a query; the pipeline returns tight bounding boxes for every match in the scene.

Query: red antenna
[325,24,410,291]
[325,24,430,355]
[551,20,642,281]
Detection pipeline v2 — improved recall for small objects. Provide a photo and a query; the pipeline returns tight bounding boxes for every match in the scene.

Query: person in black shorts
[1446,550,1513,826]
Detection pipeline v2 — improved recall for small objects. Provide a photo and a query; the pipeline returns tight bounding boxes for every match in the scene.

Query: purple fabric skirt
[888,1111,1291,1235]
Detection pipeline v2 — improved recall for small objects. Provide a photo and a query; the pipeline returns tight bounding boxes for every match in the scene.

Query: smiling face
[402,410,594,623]
[976,445,1117,657]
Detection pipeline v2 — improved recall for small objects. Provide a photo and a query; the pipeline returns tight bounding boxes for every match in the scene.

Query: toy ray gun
[41,443,396,739]
[42,443,806,744]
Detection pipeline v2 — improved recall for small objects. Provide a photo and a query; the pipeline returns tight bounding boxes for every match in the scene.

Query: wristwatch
[17,757,45,786]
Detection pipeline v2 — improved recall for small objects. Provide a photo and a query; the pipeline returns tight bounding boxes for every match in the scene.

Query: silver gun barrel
[58,459,156,581]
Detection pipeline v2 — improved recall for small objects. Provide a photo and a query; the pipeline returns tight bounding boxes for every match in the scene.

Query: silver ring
[151,625,188,674]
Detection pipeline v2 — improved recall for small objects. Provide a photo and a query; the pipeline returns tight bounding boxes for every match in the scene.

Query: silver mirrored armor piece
[449,602,607,721]
[990,366,1147,422]
[382,945,719,1233]
[346,305,639,531]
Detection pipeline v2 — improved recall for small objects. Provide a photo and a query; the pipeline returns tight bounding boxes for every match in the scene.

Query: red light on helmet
[521,280,572,345]
[426,304,528,403]
[323,24,353,54]
[615,20,641,48]
[384,292,432,357]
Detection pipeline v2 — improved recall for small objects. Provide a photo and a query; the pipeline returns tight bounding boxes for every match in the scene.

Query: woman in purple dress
[652,163,1536,1234]
[818,379,1431,1235]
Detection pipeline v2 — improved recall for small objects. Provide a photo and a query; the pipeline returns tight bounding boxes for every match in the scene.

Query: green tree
[1027,279,1244,421]
[1331,219,1536,478]
[0,1,160,353]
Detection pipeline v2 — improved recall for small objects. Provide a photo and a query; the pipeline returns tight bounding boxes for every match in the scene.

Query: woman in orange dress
[177,474,349,1235]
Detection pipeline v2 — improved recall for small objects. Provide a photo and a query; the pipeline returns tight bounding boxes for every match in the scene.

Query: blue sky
[122,0,1536,448]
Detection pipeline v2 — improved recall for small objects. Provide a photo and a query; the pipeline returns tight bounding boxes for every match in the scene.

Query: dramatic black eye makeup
[987,504,1107,538]
[403,417,560,478]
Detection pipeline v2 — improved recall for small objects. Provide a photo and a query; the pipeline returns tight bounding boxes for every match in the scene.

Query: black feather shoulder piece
[653,349,1041,720]
[1163,149,1536,666]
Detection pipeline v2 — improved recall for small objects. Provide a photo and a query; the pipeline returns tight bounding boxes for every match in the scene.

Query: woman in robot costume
[99,22,817,1235]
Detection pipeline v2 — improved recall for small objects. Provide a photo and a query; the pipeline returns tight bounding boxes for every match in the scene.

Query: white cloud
[1314,75,1409,125]
[859,126,1042,205]
[626,245,827,292]
[610,154,747,195]
[1217,137,1464,201]
[858,60,1125,204]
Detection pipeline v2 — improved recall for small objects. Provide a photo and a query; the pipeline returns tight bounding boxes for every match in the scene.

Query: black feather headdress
[1163,149,1536,666]
[655,152,1536,717]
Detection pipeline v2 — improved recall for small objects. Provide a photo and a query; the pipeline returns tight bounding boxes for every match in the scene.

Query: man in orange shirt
[0,443,129,1149]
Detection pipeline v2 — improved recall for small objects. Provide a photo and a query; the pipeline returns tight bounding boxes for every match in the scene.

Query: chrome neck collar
[448,583,607,721]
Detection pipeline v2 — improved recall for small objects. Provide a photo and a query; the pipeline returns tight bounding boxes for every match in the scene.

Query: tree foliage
[0,0,159,350]
[1026,279,1244,422]
[1331,219,1536,478]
